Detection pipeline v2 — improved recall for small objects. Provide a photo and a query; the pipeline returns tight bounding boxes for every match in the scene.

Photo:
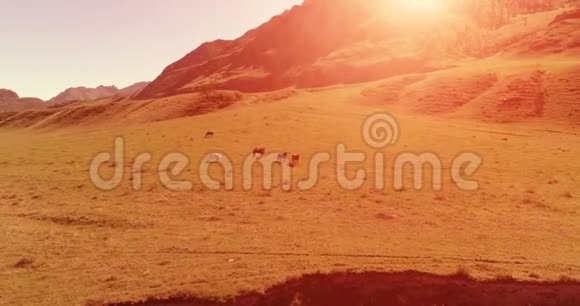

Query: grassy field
[1,59,579,305]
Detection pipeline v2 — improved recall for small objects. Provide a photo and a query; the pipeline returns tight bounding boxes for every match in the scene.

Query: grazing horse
[206,153,224,163]
[205,131,215,138]
[253,148,266,158]
[277,152,288,163]
[291,154,300,166]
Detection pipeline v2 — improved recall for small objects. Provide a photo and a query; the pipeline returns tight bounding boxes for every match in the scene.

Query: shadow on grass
[107,270,580,306]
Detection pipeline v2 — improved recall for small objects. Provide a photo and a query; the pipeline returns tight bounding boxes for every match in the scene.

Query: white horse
[206,153,224,163]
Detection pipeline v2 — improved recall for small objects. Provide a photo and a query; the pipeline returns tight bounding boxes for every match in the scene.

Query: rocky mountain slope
[137,0,579,99]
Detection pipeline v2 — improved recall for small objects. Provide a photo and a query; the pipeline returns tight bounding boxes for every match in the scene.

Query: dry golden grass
[0,58,579,305]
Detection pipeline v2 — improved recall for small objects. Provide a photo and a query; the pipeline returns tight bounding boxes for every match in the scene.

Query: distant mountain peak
[48,82,150,105]
[0,89,19,101]
[0,88,45,112]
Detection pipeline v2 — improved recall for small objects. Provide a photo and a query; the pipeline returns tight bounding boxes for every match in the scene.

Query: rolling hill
[0,89,45,113]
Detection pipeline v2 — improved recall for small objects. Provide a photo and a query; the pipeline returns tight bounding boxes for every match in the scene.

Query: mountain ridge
[136,0,579,100]
[0,89,46,112]
[48,82,150,105]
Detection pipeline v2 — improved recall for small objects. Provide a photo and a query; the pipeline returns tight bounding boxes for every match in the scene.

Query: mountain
[119,81,151,96]
[47,85,120,105]
[137,0,441,99]
[0,89,19,102]
[48,82,151,105]
[3,0,579,126]
[137,0,578,99]
[1,81,150,112]
[503,9,580,55]
[0,89,45,112]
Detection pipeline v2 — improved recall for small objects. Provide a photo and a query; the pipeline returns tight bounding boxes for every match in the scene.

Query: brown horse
[277,152,288,162]
[291,154,300,166]
[204,131,215,138]
[253,148,266,157]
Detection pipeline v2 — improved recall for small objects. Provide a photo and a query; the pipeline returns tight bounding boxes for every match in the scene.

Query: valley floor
[1,66,580,305]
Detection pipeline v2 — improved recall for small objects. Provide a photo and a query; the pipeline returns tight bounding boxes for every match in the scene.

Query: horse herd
[253,148,300,167]
[205,131,300,167]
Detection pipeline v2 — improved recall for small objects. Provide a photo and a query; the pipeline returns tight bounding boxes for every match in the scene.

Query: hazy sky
[0,0,302,100]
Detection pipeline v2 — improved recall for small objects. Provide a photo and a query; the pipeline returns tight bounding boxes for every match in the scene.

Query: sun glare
[392,0,448,18]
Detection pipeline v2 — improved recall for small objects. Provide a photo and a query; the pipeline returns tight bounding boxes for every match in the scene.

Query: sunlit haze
[394,0,448,14]
[388,0,450,21]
